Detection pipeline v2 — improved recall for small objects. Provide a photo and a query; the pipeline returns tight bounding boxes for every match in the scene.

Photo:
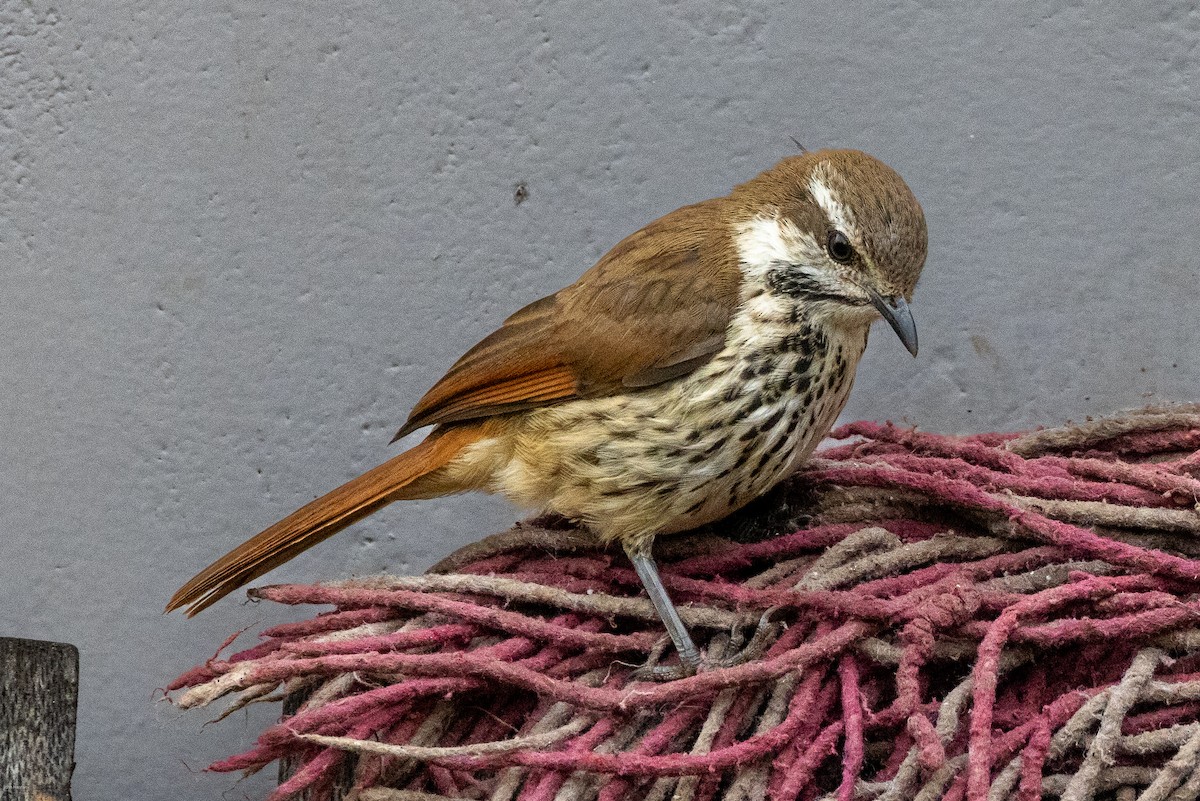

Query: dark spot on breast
[786,332,808,352]
[600,479,656,498]
[753,448,776,476]
[760,406,787,433]
[801,326,828,356]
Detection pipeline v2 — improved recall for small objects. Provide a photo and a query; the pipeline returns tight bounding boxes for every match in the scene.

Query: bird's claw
[631,607,782,681]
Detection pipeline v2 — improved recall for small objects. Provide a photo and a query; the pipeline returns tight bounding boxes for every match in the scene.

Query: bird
[167,148,928,674]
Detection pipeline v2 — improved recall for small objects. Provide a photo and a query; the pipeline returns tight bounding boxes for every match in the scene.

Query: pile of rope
[169,405,1200,801]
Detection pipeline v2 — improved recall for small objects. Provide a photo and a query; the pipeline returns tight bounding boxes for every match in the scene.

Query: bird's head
[729,149,928,355]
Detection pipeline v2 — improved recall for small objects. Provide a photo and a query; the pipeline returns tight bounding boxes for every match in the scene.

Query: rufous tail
[166,425,483,617]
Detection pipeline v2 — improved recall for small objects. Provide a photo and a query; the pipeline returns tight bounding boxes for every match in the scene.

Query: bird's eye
[827,230,854,263]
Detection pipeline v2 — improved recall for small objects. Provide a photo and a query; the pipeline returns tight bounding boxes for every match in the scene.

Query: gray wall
[2,2,1197,798]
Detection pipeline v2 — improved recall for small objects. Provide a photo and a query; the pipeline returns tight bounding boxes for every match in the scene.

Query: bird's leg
[624,544,703,673]
[625,543,783,681]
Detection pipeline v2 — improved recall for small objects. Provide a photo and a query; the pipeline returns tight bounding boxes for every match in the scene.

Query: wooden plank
[0,638,79,801]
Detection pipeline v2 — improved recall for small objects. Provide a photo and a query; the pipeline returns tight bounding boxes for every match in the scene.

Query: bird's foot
[631,607,781,681]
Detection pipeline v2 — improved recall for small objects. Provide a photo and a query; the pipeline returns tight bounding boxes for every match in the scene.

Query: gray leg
[625,545,702,671]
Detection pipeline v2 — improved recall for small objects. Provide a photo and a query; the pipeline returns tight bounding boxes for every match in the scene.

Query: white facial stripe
[733,215,853,322]
[808,164,855,238]
[733,215,823,280]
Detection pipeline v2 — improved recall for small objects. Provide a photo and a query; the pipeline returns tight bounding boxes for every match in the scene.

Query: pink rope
[837,656,865,801]
[169,405,1200,800]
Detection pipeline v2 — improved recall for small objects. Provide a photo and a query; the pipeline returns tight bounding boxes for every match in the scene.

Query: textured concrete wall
[2,2,1197,798]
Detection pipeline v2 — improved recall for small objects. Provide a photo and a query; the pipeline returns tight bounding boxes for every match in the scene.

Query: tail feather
[166,425,482,617]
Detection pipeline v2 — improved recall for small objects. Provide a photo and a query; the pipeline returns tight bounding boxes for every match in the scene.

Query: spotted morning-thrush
[168,148,928,673]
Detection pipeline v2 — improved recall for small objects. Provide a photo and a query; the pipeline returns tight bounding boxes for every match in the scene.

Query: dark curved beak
[869,292,918,357]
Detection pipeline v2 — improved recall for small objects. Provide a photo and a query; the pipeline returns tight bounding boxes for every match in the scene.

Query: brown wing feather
[394,198,741,439]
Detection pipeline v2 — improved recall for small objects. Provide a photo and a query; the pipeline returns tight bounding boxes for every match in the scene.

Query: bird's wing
[394,199,742,439]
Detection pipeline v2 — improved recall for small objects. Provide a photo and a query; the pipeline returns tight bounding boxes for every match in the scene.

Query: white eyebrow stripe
[808,165,855,237]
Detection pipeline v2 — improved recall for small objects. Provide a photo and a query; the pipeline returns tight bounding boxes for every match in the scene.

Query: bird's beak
[868,292,918,357]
